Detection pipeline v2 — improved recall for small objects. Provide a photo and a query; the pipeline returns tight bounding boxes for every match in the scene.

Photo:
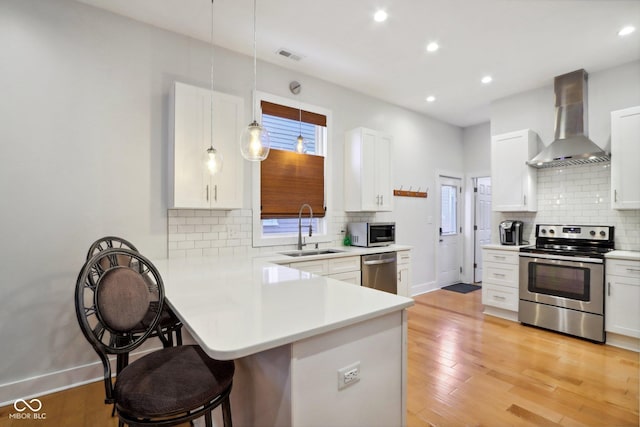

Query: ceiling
[75,0,640,128]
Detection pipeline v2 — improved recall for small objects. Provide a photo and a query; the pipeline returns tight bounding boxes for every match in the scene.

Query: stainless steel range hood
[528,69,609,168]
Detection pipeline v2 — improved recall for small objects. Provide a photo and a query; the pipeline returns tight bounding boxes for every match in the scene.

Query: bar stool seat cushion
[114,345,234,417]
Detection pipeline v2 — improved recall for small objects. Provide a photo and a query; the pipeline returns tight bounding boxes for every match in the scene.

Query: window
[252,95,330,244]
[441,184,458,235]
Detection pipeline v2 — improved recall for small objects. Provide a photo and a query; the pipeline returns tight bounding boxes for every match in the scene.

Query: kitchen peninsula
[153,254,414,427]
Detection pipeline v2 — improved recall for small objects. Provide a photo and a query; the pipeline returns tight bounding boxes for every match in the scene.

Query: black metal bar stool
[75,248,234,427]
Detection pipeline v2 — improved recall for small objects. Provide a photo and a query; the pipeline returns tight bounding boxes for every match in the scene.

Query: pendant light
[239,0,270,161]
[295,108,305,154]
[205,0,223,174]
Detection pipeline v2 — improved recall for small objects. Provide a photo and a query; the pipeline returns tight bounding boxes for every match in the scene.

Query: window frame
[251,91,333,248]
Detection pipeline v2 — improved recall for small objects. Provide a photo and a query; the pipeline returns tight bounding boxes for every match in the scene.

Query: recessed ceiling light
[618,25,636,36]
[374,10,388,22]
[426,95,436,103]
[426,42,439,53]
[481,75,493,84]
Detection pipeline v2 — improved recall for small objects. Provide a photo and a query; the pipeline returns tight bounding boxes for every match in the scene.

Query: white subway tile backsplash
[494,162,640,251]
[167,208,379,259]
[177,225,195,233]
[177,240,195,250]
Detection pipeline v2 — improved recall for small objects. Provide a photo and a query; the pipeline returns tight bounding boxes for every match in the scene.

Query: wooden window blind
[261,101,327,127]
[260,149,325,219]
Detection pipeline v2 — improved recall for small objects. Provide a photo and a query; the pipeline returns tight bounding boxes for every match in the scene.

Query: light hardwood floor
[407,289,639,427]
[1,289,638,426]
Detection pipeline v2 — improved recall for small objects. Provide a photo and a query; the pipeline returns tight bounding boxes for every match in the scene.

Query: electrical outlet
[337,362,361,390]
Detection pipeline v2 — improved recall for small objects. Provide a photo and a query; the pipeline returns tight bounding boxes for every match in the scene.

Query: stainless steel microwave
[348,222,395,247]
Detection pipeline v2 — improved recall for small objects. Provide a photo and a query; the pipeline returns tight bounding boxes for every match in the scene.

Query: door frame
[435,171,464,287]
[463,171,491,284]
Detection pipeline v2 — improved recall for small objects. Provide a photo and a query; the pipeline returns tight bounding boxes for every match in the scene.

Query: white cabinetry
[397,250,412,297]
[611,106,640,210]
[289,255,362,286]
[170,82,243,209]
[481,247,519,321]
[491,129,538,212]
[605,257,640,351]
[344,127,393,212]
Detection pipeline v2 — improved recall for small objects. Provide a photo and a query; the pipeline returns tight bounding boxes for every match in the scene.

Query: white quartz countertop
[482,243,531,251]
[152,254,414,360]
[605,250,640,261]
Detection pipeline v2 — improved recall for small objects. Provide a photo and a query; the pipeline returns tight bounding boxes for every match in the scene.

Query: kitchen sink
[280,249,345,257]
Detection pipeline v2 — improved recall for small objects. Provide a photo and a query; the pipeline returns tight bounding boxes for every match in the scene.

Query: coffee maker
[499,220,524,245]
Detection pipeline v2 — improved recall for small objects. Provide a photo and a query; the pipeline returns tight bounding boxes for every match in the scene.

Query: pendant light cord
[252,0,257,122]
[210,0,215,148]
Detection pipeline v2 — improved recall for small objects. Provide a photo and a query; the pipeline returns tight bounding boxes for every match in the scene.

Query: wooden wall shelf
[393,189,428,198]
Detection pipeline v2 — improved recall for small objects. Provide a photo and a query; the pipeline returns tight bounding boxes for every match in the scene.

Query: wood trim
[261,101,327,127]
[260,149,325,218]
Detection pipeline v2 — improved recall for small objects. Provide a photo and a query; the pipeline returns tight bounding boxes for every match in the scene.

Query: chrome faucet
[297,203,313,250]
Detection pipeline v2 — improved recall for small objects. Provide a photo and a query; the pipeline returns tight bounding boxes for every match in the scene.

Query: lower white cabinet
[290,256,362,286]
[397,250,412,297]
[605,257,640,350]
[482,247,520,320]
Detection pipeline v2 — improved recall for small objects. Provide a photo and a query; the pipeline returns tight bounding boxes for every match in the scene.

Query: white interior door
[438,176,462,286]
[474,177,492,282]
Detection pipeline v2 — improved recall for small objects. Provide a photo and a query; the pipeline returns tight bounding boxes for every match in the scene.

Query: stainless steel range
[519,224,615,342]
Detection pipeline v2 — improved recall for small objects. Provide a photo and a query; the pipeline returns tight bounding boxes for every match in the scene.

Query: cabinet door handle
[626,268,640,273]
[493,295,506,301]
[523,195,527,205]
[493,255,506,260]
[214,184,218,202]
[614,189,618,203]
[380,195,383,205]
[608,282,611,296]
[493,273,506,277]
[206,184,209,202]
[398,271,402,282]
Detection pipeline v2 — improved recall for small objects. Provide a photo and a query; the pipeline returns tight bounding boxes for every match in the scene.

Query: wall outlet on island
[337,361,361,390]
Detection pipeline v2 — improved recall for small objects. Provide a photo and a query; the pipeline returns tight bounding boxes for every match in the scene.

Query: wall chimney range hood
[528,69,610,168]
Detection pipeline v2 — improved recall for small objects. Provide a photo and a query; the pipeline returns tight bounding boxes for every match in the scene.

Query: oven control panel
[536,225,612,240]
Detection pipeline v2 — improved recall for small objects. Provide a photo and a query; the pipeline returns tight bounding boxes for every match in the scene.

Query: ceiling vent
[276,48,304,62]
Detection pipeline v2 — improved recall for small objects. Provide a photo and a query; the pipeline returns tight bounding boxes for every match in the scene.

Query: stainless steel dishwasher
[361,252,397,294]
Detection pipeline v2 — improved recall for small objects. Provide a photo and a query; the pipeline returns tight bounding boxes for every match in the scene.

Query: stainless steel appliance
[519,224,615,342]
[349,222,395,247]
[499,220,524,245]
[361,252,397,294]
[528,69,610,168]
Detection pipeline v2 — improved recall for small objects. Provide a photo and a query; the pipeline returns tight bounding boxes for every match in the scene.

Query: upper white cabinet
[170,82,244,209]
[491,129,538,212]
[344,127,393,212]
[611,106,640,210]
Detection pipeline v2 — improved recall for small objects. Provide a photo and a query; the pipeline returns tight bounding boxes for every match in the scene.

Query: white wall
[491,61,640,151]
[0,0,463,400]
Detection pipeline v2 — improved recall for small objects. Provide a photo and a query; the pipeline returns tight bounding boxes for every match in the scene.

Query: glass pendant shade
[295,108,305,153]
[206,146,223,175]
[240,120,270,161]
[296,134,305,153]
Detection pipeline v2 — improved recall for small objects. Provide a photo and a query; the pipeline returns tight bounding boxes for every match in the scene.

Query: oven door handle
[519,252,603,264]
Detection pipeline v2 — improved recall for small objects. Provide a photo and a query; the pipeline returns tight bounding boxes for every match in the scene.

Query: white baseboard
[409,281,437,297]
[483,306,519,322]
[606,332,640,352]
[0,346,161,408]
